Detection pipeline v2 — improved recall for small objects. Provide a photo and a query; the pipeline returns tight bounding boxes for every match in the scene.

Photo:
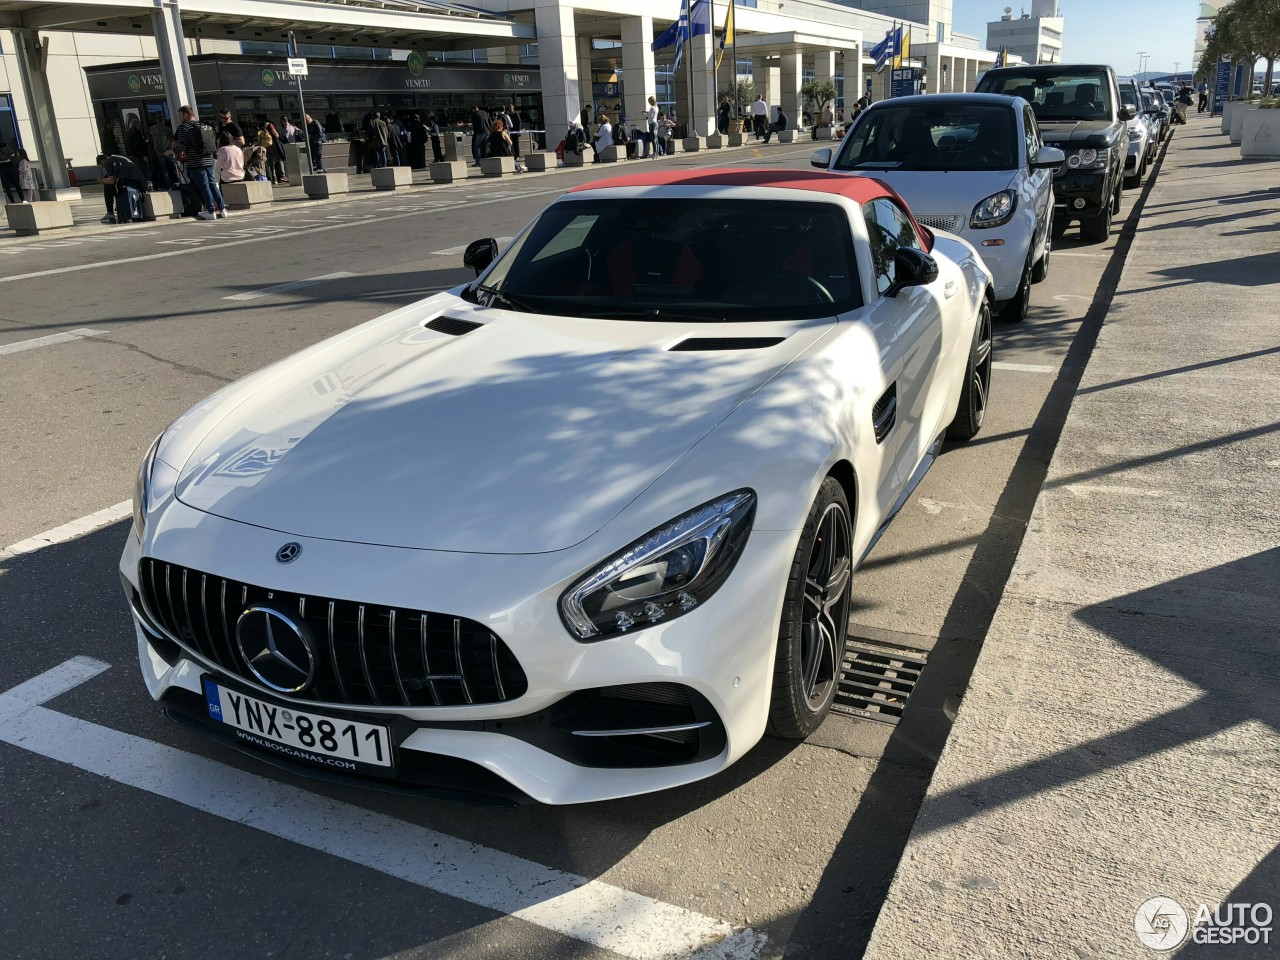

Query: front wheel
[1081,199,1112,243]
[947,299,993,442]
[1031,219,1052,283]
[768,478,853,740]
[1000,256,1031,323]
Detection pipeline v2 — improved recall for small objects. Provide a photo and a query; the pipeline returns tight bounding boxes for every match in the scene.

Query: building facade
[985,1,1064,66]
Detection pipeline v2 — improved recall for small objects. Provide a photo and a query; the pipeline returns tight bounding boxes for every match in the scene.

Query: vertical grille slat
[454,617,473,705]
[135,559,526,709]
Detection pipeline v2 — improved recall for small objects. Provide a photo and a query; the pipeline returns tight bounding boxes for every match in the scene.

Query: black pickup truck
[976,64,1133,242]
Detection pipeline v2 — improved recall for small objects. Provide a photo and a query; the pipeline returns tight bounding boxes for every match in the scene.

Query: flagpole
[730,0,738,120]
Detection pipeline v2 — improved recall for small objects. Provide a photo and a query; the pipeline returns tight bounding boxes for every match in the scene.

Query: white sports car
[122,169,995,805]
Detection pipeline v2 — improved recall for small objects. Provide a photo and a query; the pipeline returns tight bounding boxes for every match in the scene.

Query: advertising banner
[1213,58,1231,116]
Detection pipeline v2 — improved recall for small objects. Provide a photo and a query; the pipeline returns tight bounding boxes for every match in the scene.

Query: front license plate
[203,678,393,769]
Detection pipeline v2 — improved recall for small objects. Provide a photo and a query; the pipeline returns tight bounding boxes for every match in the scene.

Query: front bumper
[122,499,798,804]
[1052,170,1109,221]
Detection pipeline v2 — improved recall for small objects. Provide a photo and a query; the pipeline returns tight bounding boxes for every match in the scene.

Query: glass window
[1023,106,1039,165]
[863,199,922,298]
[834,101,1020,172]
[474,198,861,321]
[976,68,1115,123]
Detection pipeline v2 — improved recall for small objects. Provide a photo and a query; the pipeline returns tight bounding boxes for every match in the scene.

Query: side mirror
[1120,105,1137,121]
[1032,145,1065,169]
[811,147,833,169]
[463,237,499,276]
[886,248,939,298]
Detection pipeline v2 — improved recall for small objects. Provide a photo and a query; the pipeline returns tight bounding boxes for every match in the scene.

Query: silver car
[814,93,1062,323]
[1117,77,1152,188]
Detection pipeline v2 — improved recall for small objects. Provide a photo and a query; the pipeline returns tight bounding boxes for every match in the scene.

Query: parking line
[223,271,357,301]
[992,361,1055,374]
[0,659,767,960]
[0,501,132,562]
[0,327,106,357]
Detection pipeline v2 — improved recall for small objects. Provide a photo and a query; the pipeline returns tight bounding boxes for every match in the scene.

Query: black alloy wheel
[1031,215,1051,283]
[1001,255,1032,323]
[768,478,853,739]
[947,298,993,442]
[1081,195,1113,243]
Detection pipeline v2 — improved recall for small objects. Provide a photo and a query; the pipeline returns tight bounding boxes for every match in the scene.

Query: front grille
[917,215,967,234]
[138,558,527,709]
[426,315,483,336]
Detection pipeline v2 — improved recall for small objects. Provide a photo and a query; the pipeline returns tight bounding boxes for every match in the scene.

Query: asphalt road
[0,136,1168,960]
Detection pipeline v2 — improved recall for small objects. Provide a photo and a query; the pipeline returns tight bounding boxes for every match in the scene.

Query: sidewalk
[0,137,787,243]
[864,117,1280,957]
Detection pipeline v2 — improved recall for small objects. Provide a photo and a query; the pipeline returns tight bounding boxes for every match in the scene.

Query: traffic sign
[287,57,308,77]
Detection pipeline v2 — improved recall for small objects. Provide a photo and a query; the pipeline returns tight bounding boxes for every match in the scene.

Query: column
[577,33,595,114]
[814,50,836,86]
[780,53,802,124]
[535,2,581,143]
[751,57,769,105]
[845,46,862,107]
[12,30,71,192]
[688,31,717,136]
[151,0,198,126]
[621,16,656,127]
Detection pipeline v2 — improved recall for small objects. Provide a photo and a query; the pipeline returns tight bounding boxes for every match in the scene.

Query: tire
[767,477,852,740]
[1111,176,1123,215]
[1081,197,1112,243]
[1000,255,1031,322]
[947,298,993,442]
[1030,217,1051,284]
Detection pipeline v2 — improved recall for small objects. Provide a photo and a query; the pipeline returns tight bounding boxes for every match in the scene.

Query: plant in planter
[800,79,839,137]
[719,78,756,128]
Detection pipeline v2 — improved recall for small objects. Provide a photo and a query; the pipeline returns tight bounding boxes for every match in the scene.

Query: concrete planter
[727,132,745,147]
[682,137,706,152]
[429,161,468,183]
[1240,108,1280,158]
[1221,99,1241,135]
[480,156,516,176]
[597,145,628,162]
[221,180,273,209]
[5,201,73,235]
[777,130,798,144]
[141,191,173,221]
[523,151,555,172]
[814,126,835,140]
[1229,104,1256,145]
[303,172,348,199]
[661,138,681,155]
[561,149,585,167]
[705,134,726,149]
[371,165,412,190]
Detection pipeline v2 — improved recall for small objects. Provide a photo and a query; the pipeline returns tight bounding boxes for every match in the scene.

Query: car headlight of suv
[1065,148,1107,170]
[559,490,756,641]
[1128,128,1143,142]
[970,190,1017,229]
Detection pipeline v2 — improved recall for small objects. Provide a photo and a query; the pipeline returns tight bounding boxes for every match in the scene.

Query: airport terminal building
[1,0,1003,189]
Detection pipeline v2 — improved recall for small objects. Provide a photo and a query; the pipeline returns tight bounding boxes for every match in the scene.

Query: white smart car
[123,169,995,804]
[814,93,1063,323]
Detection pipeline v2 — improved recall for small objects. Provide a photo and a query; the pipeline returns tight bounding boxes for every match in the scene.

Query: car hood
[1039,120,1122,148]
[174,297,830,554]
[857,169,1017,217]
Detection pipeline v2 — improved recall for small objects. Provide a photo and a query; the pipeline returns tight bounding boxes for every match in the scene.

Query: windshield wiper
[470,283,534,313]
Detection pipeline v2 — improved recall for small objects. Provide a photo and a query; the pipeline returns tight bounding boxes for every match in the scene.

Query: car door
[861,198,946,493]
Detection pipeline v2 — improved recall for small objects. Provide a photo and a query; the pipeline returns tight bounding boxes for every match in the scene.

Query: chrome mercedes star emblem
[235,606,316,693]
[275,542,302,564]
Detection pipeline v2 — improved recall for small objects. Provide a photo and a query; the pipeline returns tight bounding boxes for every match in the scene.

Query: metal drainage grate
[831,640,928,725]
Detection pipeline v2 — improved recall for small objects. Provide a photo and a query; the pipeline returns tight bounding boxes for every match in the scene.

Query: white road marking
[0,501,132,561]
[0,327,106,357]
[992,361,1055,374]
[223,271,357,301]
[0,659,768,960]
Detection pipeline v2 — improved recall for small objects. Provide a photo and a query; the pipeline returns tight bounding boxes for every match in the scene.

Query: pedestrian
[16,148,37,202]
[427,113,444,164]
[1175,83,1192,125]
[763,106,788,144]
[644,96,659,158]
[852,95,870,120]
[717,97,731,135]
[217,108,245,148]
[486,119,514,161]
[592,113,614,161]
[101,118,122,157]
[0,143,22,203]
[244,144,270,181]
[123,115,152,188]
[469,104,491,165]
[407,114,427,169]
[656,112,675,155]
[504,105,526,171]
[264,118,289,183]
[281,115,300,144]
[149,116,175,190]
[580,103,594,140]
[564,118,589,161]
[96,152,147,223]
[170,104,226,220]
[751,95,768,139]
[255,120,281,184]
[1197,81,1209,113]
[215,130,244,185]
[305,113,327,173]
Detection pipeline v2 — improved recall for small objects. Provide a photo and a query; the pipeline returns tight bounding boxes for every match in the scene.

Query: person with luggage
[1175,83,1193,125]
[149,117,176,190]
[169,105,226,220]
[96,153,148,223]
[123,116,152,189]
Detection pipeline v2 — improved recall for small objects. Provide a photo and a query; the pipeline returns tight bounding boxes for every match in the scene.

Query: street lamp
[1173,61,1180,81]
[1136,51,1147,78]
[941,61,949,92]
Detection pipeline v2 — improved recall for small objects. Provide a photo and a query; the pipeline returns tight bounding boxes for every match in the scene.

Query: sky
[950,0,1201,77]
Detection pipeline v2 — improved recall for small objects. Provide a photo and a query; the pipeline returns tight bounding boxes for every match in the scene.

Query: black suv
[976,64,1133,242]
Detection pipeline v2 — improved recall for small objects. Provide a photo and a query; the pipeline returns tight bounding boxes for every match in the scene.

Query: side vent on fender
[668,337,785,352]
[426,316,484,336]
[872,383,897,445]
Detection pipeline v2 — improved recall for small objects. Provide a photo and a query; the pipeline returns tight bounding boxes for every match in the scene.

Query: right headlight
[132,435,161,542]
[559,490,756,642]
[970,190,1017,228]
[1066,148,1106,170]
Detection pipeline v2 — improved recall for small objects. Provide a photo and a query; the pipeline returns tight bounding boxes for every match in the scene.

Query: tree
[1247,0,1280,96]
[719,78,756,118]
[800,79,839,122]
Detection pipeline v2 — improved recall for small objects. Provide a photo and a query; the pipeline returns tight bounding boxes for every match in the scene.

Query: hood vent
[669,336,785,352]
[426,316,484,337]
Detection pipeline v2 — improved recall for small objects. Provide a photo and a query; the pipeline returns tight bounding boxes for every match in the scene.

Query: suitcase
[175,182,202,218]
[117,185,142,223]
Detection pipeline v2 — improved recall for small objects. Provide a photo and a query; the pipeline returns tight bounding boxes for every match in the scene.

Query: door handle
[944,280,958,299]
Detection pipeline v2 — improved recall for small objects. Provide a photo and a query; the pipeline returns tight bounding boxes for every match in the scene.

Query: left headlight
[132,434,162,541]
[559,490,756,642]
[1128,128,1143,142]
[970,190,1017,229]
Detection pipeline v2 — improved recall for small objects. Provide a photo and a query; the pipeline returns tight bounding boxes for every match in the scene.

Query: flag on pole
[673,0,690,72]
[716,0,735,69]
[870,27,895,74]
[892,24,910,70]
[993,45,1007,69]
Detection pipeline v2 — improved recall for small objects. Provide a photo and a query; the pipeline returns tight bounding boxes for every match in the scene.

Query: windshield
[467,198,862,321]
[834,102,1020,171]
[977,69,1114,122]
